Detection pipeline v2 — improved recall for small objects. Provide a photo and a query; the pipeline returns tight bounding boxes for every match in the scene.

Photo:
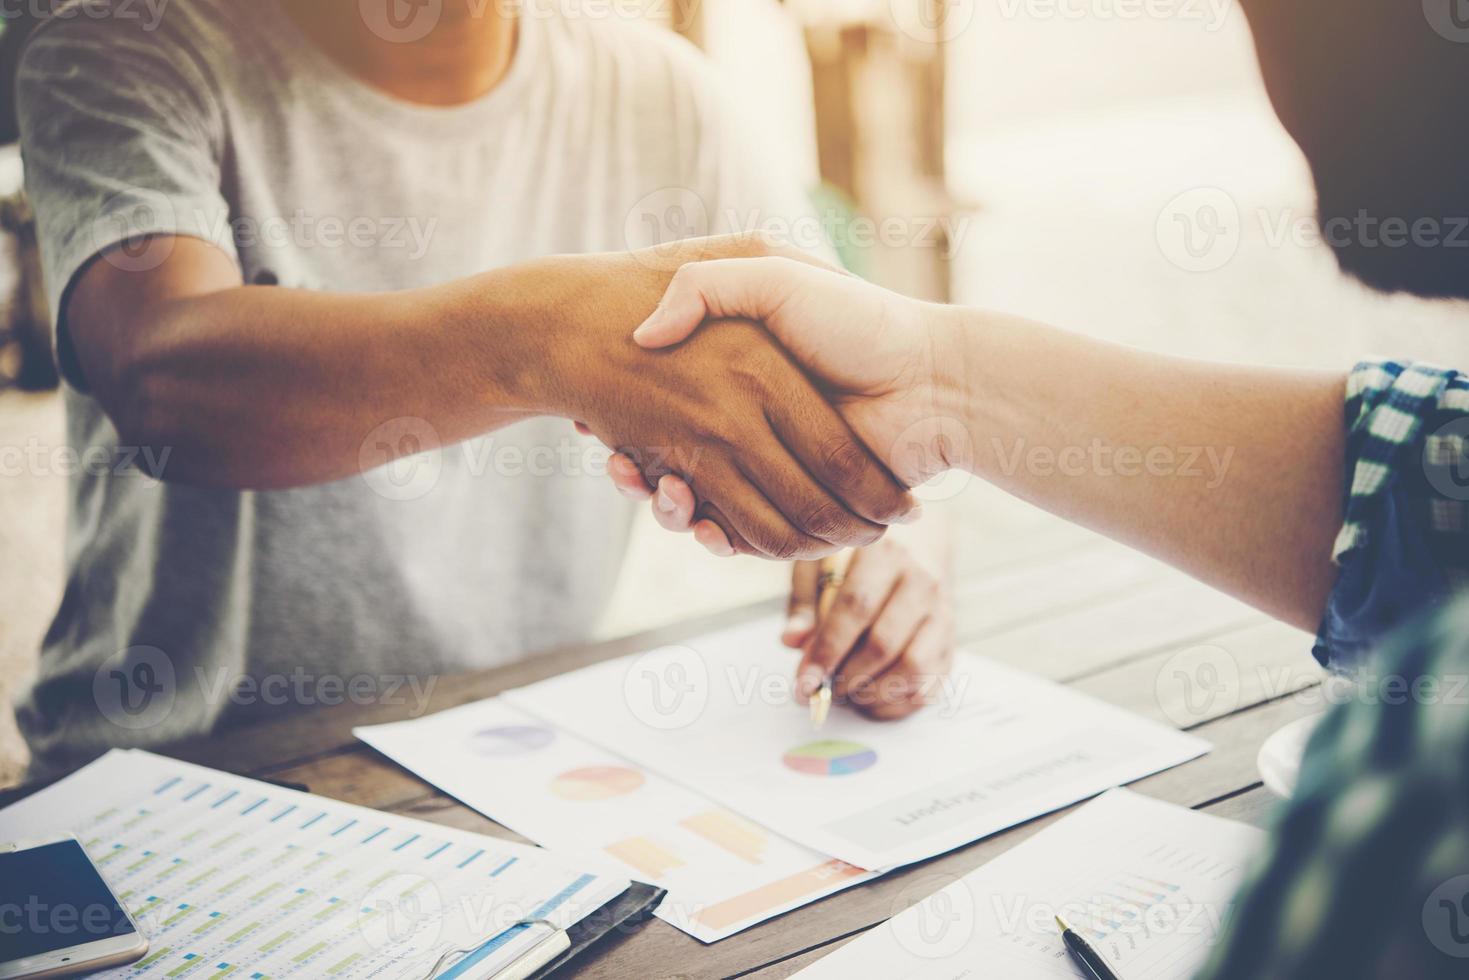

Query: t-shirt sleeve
[17,11,240,387]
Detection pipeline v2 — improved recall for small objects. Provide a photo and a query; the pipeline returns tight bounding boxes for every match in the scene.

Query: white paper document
[794,790,1265,979]
[356,698,880,943]
[0,750,627,979]
[502,617,1211,870]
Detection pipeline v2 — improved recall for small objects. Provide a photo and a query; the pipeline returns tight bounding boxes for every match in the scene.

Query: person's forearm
[930,307,1345,631]
[90,256,605,490]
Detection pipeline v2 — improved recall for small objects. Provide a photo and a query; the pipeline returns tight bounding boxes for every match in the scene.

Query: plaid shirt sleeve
[1314,360,1469,673]
[1193,598,1469,980]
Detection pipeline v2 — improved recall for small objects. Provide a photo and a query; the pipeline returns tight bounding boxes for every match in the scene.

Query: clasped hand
[580,246,957,720]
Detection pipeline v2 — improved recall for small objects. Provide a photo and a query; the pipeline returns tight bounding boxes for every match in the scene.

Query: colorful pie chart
[782,740,878,777]
[468,724,555,757]
[549,766,646,801]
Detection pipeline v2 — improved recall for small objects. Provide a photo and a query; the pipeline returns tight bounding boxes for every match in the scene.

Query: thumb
[632,256,802,349]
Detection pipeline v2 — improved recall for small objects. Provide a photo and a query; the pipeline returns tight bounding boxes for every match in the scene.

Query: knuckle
[820,439,869,488]
[863,630,894,663]
[667,262,699,291]
[916,573,942,602]
[838,587,875,618]
[794,500,859,542]
[812,639,845,671]
[757,532,803,562]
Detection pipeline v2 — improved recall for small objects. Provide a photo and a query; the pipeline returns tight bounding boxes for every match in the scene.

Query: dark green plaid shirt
[1197,597,1469,979]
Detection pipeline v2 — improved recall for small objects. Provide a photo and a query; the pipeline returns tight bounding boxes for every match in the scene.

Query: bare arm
[932,306,1343,630]
[63,238,916,557]
[70,236,567,488]
[631,256,1346,631]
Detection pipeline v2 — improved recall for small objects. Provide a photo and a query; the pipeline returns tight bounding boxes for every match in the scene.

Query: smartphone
[0,836,149,979]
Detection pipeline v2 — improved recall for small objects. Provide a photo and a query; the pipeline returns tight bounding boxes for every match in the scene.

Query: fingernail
[896,502,925,525]
[784,610,815,637]
[797,666,824,702]
[656,489,677,514]
[633,305,666,343]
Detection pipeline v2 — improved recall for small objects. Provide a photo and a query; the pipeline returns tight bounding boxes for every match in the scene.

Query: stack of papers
[358,616,1211,942]
[0,750,628,979]
[792,789,1265,978]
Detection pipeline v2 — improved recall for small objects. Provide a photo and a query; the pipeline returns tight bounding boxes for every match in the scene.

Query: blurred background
[2,0,1467,784]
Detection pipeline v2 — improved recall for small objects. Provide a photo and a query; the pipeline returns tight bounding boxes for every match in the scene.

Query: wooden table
[24,526,1326,979]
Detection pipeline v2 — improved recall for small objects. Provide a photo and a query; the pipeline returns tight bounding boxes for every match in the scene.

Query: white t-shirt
[15,0,817,774]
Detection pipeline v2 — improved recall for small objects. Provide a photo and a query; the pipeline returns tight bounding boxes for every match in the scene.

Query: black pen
[1055,914,1123,980]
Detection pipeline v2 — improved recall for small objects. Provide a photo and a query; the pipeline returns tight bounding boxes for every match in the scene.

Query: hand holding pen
[782,536,956,725]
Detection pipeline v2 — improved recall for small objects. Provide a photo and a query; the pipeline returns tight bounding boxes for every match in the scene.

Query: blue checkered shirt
[1314,360,1469,672]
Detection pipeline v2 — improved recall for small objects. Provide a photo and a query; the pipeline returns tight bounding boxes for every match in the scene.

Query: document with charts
[356,698,881,943]
[502,616,1211,871]
[793,790,1265,979]
[0,750,627,979]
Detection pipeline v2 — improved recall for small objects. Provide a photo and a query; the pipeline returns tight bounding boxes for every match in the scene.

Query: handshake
[551,234,965,561]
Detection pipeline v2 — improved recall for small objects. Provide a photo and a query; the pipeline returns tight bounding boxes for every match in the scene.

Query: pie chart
[782,740,878,777]
[468,724,556,757]
[549,766,646,801]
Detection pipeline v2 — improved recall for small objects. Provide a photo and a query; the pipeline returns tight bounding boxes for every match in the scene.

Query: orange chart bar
[695,860,869,932]
[605,836,684,880]
[679,810,769,864]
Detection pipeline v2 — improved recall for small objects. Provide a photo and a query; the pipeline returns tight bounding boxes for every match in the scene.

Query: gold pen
[809,550,853,730]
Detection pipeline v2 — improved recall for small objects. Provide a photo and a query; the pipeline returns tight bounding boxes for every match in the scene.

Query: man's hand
[628,467,954,719]
[785,535,954,721]
[603,255,956,556]
[518,243,918,560]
